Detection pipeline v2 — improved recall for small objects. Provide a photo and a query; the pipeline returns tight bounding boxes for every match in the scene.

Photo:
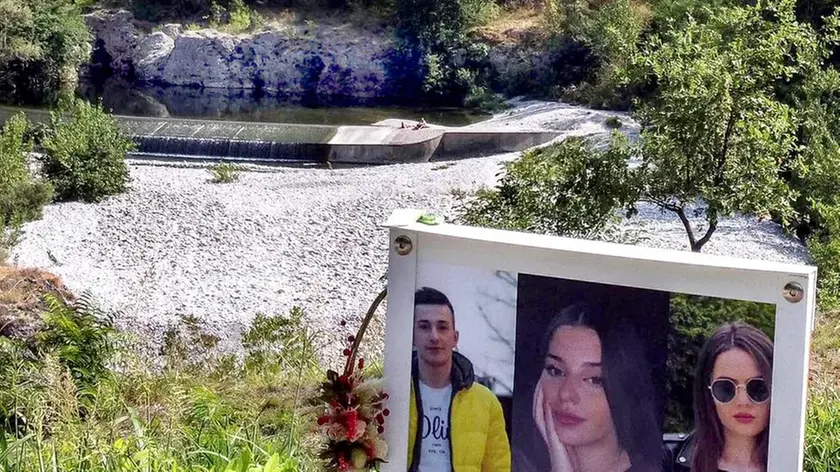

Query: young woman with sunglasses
[669,321,773,472]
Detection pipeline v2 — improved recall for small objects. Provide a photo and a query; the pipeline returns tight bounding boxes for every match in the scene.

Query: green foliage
[36,292,117,392]
[461,0,500,28]
[459,133,639,239]
[0,114,31,188]
[390,0,497,107]
[546,0,650,109]
[38,98,134,203]
[208,161,243,183]
[0,302,323,471]
[605,116,623,129]
[241,308,320,378]
[0,0,90,105]
[664,295,775,432]
[805,385,840,472]
[206,0,263,33]
[622,1,816,252]
[805,203,840,309]
[0,113,54,262]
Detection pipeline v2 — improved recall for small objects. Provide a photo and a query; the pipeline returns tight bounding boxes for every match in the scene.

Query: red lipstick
[554,412,585,426]
[733,413,755,424]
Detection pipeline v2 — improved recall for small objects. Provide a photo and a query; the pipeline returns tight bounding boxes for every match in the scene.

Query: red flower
[383,409,390,416]
[358,358,365,370]
[345,409,359,440]
[317,415,330,426]
[343,349,351,356]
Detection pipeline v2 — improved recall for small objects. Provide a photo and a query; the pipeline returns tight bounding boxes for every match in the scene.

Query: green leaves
[460,132,640,240]
[621,0,822,250]
[38,98,134,203]
[0,0,90,104]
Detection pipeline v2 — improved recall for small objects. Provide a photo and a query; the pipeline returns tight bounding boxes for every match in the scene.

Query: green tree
[459,133,639,239]
[38,98,134,203]
[390,0,498,106]
[622,0,820,252]
[0,0,90,105]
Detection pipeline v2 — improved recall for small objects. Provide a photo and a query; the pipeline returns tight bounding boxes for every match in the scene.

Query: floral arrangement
[311,288,390,471]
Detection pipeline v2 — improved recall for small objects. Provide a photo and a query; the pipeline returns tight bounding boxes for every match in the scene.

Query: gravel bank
[8,100,811,366]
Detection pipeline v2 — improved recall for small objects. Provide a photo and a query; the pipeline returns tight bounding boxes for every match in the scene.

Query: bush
[35,293,117,393]
[0,113,54,262]
[0,0,90,105]
[390,0,498,106]
[805,204,840,310]
[208,162,242,183]
[459,133,639,239]
[542,0,650,109]
[0,301,322,471]
[38,98,134,203]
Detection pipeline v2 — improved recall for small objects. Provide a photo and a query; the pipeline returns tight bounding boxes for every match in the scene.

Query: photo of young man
[407,286,512,472]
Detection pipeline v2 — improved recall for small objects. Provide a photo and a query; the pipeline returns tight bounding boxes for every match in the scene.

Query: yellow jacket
[407,351,512,472]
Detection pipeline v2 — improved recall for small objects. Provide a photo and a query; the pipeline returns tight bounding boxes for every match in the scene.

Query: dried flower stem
[345,287,387,378]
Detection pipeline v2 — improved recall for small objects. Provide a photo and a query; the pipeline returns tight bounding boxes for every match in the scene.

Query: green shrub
[461,0,500,28]
[605,116,623,129]
[459,133,639,239]
[0,301,323,471]
[38,98,134,203]
[35,292,117,393]
[0,114,31,188]
[0,113,54,262]
[0,0,90,105]
[208,162,242,183]
[390,0,497,106]
[805,385,840,472]
[542,0,649,109]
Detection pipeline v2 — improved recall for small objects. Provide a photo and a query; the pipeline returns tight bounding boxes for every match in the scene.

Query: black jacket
[663,432,696,472]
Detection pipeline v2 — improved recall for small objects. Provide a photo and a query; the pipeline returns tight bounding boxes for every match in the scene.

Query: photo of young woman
[511,275,670,472]
[670,321,774,472]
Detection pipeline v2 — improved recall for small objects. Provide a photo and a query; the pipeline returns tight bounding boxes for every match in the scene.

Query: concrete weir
[0,106,559,165]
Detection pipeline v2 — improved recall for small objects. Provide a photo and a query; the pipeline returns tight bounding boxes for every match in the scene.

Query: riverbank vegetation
[0,0,839,469]
[0,274,329,471]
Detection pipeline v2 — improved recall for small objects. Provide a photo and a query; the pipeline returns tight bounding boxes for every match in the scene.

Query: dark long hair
[540,302,664,472]
[691,321,774,472]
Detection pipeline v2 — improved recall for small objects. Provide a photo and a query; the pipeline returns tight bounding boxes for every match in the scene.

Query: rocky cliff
[84,10,395,101]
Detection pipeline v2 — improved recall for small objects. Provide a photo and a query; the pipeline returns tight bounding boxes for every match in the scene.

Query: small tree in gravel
[459,132,640,240]
[621,1,820,252]
[38,98,134,203]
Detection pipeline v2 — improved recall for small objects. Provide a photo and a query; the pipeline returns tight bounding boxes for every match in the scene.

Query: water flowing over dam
[0,106,559,165]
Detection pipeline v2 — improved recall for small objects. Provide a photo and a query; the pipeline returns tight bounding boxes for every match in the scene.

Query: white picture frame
[380,208,816,472]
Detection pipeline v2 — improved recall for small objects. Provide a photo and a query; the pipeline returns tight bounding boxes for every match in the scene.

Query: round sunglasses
[708,377,770,404]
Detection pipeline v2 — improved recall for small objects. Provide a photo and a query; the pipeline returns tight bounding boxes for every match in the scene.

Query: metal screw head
[783,282,804,303]
[394,235,413,256]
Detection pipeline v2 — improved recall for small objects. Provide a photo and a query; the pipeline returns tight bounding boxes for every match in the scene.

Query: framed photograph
[380,209,816,472]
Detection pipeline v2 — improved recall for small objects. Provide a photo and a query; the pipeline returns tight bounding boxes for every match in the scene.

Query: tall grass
[0,293,328,472]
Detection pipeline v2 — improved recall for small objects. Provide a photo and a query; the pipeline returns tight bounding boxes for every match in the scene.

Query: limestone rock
[84,10,395,101]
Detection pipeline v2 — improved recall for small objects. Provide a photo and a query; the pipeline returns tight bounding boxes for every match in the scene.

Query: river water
[71,78,490,127]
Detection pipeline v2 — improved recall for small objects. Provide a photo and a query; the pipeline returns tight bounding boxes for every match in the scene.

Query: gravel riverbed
[8,100,811,365]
